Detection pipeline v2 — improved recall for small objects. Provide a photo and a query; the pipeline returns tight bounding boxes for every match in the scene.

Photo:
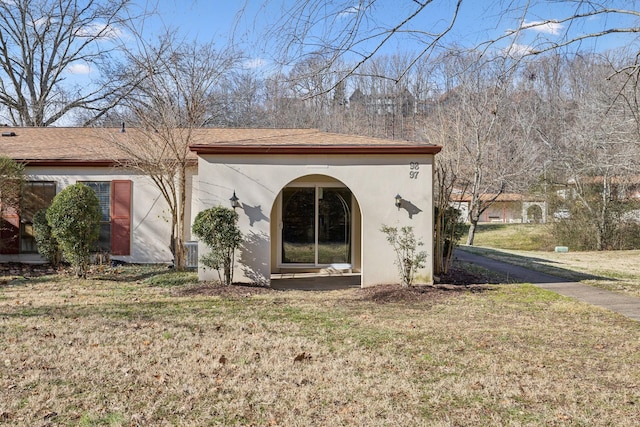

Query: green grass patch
[142,270,198,287]
[79,411,125,426]
[472,223,555,251]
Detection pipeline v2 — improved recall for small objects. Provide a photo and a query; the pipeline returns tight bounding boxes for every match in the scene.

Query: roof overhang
[16,158,198,167]
[189,144,443,155]
[17,159,120,167]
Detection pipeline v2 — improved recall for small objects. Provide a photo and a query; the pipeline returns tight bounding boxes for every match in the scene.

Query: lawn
[471,223,556,251]
[461,246,640,298]
[468,223,640,297]
[1,266,639,426]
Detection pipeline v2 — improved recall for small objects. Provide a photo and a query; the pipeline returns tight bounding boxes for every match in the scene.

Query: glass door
[318,188,351,264]
[281,186,351,265]
[281,188,315,263]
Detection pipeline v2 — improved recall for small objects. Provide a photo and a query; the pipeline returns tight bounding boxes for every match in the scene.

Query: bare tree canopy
[102,33,241,269]
[257,0,640,90]
[0,0,144,126]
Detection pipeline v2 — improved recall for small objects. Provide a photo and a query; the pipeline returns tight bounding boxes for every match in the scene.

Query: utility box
[184,241,199,268]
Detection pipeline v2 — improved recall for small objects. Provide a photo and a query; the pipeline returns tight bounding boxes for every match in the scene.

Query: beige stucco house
[451,191,547,224]
[1,127,441,287]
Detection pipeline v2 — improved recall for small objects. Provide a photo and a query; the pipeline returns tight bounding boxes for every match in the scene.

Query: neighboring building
[1,127,441,287]
[349,88,417,117]
[0,127,196,264]
[451,191,547,224]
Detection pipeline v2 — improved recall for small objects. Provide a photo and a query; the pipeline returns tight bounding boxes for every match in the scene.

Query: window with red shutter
[111,180,131,256]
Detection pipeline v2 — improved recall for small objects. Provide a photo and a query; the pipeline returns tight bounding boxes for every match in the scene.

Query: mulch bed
[173,264,494,304]
[0,262,57,278]
[354,265,493,304]
[3,261,495,304]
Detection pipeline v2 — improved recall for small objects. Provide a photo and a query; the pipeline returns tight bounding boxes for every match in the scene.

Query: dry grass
[463,246,640,297]
[472,224,556,251]
[1,269,640,426]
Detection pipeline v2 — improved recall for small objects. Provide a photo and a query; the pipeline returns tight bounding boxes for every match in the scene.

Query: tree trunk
[466,220,478,246]
[173,167,188,270]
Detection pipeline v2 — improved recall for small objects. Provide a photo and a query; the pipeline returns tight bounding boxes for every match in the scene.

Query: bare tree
[544,53,640,249]
[103,34,240,269]
[427,52,540,245]
[210,70,268,128]
[255,1,639,92]
[0,0,148,127]
[258,0,462,88]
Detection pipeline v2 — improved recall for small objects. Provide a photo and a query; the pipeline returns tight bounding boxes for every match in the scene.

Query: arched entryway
[269,175,362,288]
[526,204,543,223]
[523,201,547,223]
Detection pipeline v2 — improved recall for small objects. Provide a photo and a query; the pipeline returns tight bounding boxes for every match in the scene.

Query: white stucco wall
[196,153,435,287]
[0,166,195,264]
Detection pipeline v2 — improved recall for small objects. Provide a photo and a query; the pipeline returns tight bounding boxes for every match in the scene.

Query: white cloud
[76,23,123,39]
[33,17,49,27]
[339,6,360,17]
[521,20,563,35]
[67,63,92,75]
[243,58,268,69]
[503,43,535,57]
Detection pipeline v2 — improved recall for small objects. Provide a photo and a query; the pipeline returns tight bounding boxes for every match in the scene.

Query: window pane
[318,188,351,264]
[20,182,56,254]
[83,181,111,251]
[95,223,111,252]
[84,182,110,222]
[22,182,56,222]
[282,188,315,263]
[20,223,37,253]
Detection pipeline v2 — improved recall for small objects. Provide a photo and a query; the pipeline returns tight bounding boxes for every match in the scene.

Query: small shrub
[434,206,467,274]
[381,225,427,287]
[192,206,243,285]
[46,183,101,278]
[0,156,24,251]
[33,208,62,266]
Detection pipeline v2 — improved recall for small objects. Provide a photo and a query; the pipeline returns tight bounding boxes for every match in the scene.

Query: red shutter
[0,206,20,254]
[111,180,131,256]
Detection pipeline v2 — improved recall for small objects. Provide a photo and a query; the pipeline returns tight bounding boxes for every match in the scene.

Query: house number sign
[409,162,419,179]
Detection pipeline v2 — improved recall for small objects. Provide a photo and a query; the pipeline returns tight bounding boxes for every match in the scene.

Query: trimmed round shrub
[46,183,101,278]
[192,206,242,285]
[33,208,62,266]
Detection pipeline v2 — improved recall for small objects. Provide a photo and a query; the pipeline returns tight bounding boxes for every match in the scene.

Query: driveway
[455,248,640,322]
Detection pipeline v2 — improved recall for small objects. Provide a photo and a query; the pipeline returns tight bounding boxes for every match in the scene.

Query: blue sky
[143,1,637,75]
[69,0,639,79]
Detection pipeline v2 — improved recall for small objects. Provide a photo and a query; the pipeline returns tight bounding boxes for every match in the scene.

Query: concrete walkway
[456,249,640,322]
[271,274,361,291]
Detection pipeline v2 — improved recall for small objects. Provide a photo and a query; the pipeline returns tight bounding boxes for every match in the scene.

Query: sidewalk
[455,249,640,322]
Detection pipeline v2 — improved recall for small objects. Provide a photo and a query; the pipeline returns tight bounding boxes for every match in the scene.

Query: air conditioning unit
[184,241,198,268]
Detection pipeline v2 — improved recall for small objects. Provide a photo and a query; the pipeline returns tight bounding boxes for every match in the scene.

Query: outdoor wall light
[395,194,403,209]
[230,191,241,209]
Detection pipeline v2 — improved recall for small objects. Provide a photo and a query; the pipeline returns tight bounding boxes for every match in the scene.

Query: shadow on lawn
[354,283,494,304]
[457,247,615,283]
[91,265,176,283]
